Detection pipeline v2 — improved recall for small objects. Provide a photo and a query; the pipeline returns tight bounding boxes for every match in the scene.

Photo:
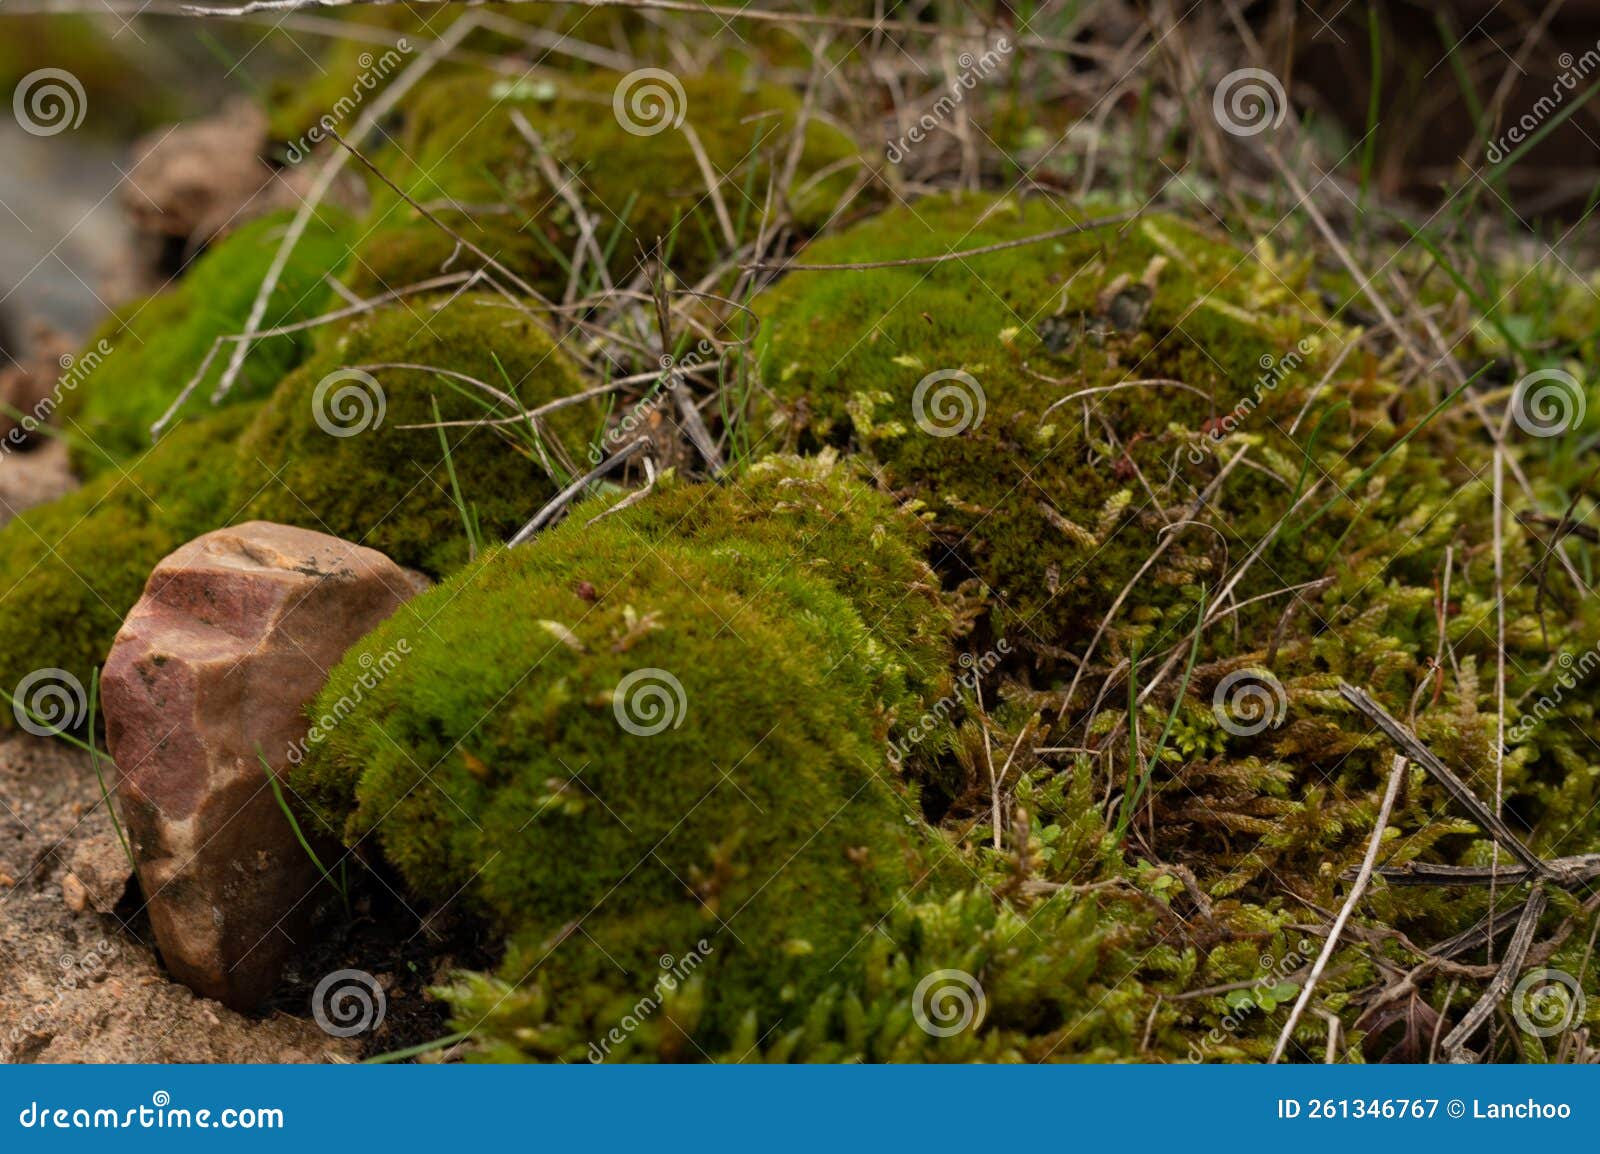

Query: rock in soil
[101,522,427,1010]
[0,732,356,1063]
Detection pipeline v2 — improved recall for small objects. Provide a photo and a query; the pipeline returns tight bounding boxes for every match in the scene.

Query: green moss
[0,406,257,721]
[342,71,861,298]
[447,886,1153,1063]
[264,5,652,149]
[294,456,955,1049]
[754,192,1356,653]
[233,295,603,575]
[63,211,353,476]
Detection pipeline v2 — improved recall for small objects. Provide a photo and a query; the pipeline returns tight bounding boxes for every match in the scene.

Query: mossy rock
[63,211,353,476]
[752,192,1387,655]
[293,456,955,1050]
[0,406,257,721]
[233,295,604,575]
[342,71,861,298]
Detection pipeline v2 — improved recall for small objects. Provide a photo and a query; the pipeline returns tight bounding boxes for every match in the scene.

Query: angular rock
[102,522,424,1009]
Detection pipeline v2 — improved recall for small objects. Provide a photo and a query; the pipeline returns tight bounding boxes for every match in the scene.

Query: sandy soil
[0,730,360,1063]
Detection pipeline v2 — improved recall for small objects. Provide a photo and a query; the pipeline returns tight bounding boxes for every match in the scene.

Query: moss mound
[754,192,1354,652]
[293,456,955,1050]
[233,295,602,575]
[0,406,257,719]
[63,211,353,475]
[342,71,861,298]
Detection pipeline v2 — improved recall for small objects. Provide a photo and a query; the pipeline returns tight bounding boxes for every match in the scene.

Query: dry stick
[329,126,549,306]
[1269,754,1407,1064]
[508,439,649,546]
[470,9,636,71]
[747,210,1143,272]
[584,455,658,528]
[508,110,615,307]
[399,363,724,430]
[1492,444,1508,970]
[1363,855,1600,888]
[1440,884,1549,1062]
[1433,900,1534,960]
[1337,682,1552,877]
[1038,378,1212,422]
[679,120,739,253]
[213,13,482,403]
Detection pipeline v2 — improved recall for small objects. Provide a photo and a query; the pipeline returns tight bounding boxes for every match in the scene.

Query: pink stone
[101,522,424,1009]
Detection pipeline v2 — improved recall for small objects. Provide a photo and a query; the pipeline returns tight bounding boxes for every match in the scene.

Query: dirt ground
[0,729,360,1063]
[0,446,350,1064]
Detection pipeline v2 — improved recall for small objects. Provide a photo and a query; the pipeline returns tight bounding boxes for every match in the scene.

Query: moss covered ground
[343,70,861,299]
[63,212,353,475]
[6,10,1599,1064]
